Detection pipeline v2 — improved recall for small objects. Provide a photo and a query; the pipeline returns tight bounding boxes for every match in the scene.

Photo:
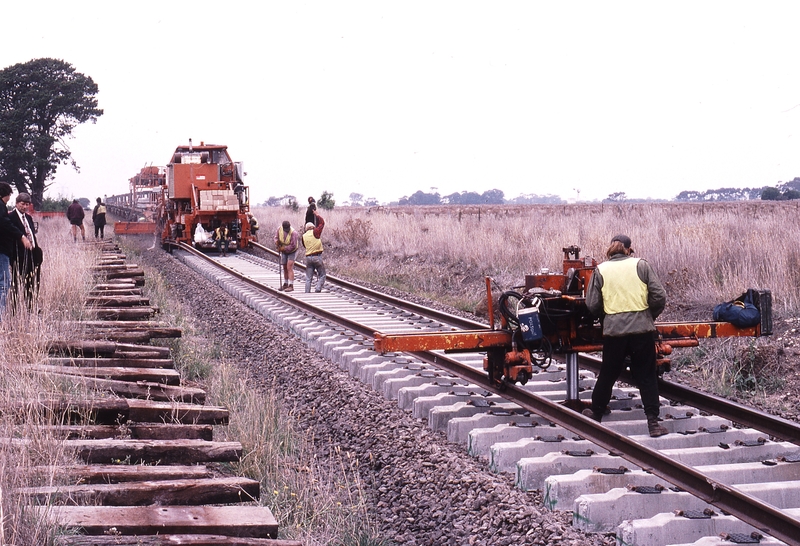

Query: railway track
[164,241,800,546]
[15,242,301,545]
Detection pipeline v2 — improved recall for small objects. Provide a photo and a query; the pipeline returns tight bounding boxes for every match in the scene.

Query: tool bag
[713,289,761,327]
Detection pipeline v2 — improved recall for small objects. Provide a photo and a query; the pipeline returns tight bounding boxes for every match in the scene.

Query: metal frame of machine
[374,245,772,405]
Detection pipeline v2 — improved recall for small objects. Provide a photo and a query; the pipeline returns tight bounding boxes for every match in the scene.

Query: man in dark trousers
[584,234,668,438]
[67,199,86,242]
[0,183,32,317]
[214,224,230,256]
[8,193,41,309]
[92,197,107,239]
[301,210,326,293]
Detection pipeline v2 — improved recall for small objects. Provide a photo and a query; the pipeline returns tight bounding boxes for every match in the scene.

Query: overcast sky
[3,1,800,205]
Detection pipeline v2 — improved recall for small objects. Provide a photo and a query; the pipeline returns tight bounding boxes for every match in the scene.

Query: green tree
[349,192,364,206]
[783,189,800,200]
[318,190,335,210]
[761,187,782,200]
[606,191,627,202]
[401,190,441,205]
[0,58,103,209]
[39,195,71,212]
[481,188,505,204]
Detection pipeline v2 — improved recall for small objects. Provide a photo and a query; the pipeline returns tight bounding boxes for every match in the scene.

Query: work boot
[581,408,602,423]
[647,417,668,437]
[281,283,288,291]
[284,285,293,292]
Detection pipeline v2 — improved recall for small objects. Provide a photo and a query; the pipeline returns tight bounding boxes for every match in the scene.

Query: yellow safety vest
[303,230,323,255]
[277,227,294,246]
[597,258,648,315]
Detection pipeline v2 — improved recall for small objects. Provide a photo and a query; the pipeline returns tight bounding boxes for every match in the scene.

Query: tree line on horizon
[262,178,800,209]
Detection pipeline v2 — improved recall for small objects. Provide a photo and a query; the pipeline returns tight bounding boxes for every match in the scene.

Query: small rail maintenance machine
[373,245,772,409]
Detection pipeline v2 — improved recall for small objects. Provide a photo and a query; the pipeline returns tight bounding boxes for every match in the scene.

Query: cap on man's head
[282,220,291,231]
[305,222,315,231]
[16,193,32,203]
[611,234,632,249]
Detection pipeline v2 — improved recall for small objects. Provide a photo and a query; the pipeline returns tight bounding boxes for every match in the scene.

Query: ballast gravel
[133,245,613,546]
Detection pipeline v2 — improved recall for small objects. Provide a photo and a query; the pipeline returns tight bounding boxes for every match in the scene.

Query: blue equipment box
[518,307,543,342]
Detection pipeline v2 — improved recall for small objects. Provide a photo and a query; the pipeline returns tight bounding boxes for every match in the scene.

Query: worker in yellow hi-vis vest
[584,234,668,438]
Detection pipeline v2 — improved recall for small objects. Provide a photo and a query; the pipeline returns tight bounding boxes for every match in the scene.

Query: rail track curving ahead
[165,240,800,546]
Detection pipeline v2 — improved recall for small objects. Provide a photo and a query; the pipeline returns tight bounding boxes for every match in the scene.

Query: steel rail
[406,350,800,546]
[172,243,800,545]
[578,354,800,445]
[173,243,380,339]
[248,241,488,330]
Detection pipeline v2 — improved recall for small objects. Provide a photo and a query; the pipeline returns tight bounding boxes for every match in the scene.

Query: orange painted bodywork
[373,330,513,353]
[656,321,761,339]
[373,319,761,356]
[114,222,158,235]
[160,142,251,250]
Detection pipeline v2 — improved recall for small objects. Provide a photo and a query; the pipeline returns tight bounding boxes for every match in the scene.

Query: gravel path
[134,244,613,546]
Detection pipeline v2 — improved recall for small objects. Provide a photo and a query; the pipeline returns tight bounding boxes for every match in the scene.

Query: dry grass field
[1,202,797,543]
[256,201,800,418]
[255,201,800,317]
[0,216,96,543]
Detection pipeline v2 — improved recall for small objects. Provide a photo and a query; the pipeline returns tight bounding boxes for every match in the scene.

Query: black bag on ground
[713,289,760,327]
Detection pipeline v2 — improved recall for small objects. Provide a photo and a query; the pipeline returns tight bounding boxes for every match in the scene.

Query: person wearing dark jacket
[583,234,669,438]
[8,192,41,309]
[92,197,107,239]
[67,199,86,242]
[214,224,230,256]
[305,197,317,227]
[0,183,32,316]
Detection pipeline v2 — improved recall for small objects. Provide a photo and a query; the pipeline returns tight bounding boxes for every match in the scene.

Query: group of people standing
[66,197,106,242]
[274,196,326,293]
[0,183,40,316]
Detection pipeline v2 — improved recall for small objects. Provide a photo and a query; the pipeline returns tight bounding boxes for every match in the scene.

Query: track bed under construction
[159,242,800,546]
[14,241,297,545]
